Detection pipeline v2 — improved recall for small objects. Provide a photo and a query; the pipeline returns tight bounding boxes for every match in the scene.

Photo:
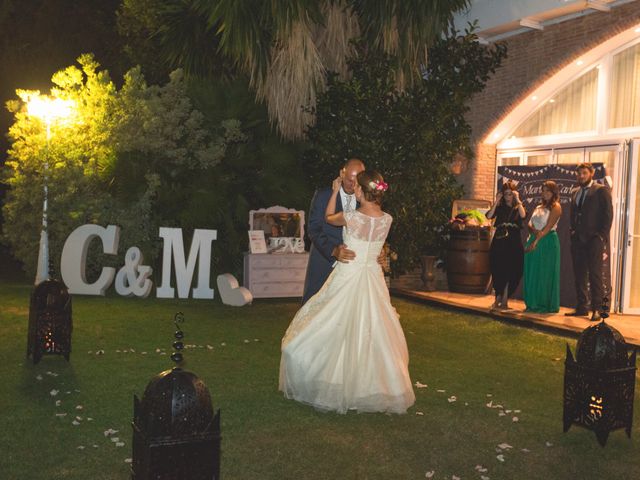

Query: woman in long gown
[523,181,562,313]
[486,181,526,310]
[279,170,415,414]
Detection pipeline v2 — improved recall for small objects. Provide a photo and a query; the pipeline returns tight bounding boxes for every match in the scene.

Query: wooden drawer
[249,254,309,269]
[249,282,304,298]
[249,268,307,282]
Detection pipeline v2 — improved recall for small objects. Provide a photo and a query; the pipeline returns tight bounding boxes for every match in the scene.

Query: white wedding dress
[279,210,416,414]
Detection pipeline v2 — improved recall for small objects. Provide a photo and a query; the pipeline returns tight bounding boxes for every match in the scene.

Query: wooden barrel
[446,228,491,294]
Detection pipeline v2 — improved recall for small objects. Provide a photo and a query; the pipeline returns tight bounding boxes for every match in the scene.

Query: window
[610,43,640,128]
[513,69,598,138]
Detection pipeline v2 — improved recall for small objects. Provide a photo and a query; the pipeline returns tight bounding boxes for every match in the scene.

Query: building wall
[460,0,640,200]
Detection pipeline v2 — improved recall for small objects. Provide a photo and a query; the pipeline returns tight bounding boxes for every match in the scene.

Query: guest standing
[523,181,562,313]
[565,163,613,321]
[486,181,526,310]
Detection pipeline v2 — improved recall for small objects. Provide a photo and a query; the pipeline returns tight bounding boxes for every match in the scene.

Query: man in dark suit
[302,158,365,304]
[565,163,613,321]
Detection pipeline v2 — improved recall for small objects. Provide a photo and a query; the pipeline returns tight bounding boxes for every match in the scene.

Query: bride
[279,170,415,414]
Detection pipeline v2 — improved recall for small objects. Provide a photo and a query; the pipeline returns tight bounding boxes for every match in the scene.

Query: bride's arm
[325,176,346,226]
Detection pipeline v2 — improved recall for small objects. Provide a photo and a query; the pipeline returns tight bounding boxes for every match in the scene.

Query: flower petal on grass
[425,471,435,478]
[50,389,59,396]
[496,454,505,462]
[414,381,428,389]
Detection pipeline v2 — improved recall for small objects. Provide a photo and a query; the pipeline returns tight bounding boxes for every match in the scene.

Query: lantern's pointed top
[171,312,185,366]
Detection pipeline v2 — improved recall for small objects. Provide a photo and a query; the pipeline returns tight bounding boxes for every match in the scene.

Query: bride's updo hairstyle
[357,170,388,206]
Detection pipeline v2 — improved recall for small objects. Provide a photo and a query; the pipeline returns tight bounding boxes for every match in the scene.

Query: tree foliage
[117,0,471,140]
[3,54,242,278]
[304,26,507,273]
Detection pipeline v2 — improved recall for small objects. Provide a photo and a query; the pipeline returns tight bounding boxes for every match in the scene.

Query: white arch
[484,22,640,147]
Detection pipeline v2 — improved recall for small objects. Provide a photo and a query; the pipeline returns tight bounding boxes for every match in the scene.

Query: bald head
[341,158,366,194]
[344,158,365,170]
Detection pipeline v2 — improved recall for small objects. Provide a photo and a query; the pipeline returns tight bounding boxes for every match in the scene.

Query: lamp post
[26,96,74,284]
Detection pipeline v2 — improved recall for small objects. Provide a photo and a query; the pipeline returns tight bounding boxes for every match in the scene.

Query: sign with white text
[60,225,217,299]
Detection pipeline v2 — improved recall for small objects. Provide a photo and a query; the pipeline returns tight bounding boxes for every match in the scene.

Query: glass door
[621,139,640,314]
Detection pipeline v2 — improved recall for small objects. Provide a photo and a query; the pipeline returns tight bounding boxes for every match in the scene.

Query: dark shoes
[565,309,589,317]
[590,311,603,322]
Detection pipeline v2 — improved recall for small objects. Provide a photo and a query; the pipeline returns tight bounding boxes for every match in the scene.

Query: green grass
[1,280,639,479]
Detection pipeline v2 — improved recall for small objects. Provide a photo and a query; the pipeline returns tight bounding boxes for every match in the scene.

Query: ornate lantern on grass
[27,278,72,364]
[563,300,636,446]
[132,313,221,479]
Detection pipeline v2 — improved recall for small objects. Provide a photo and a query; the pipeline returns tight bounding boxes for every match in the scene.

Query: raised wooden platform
[391,288,640,347]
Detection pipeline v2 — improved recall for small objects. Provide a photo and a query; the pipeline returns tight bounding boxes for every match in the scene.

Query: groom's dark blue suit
[302,187,358,305]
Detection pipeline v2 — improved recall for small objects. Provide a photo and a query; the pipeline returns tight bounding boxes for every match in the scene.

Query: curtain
[514,68,598,137]
[610,43,640,128]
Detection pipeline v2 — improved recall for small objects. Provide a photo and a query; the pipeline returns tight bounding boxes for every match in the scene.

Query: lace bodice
[340,210,392,265]
[344,210,392,242]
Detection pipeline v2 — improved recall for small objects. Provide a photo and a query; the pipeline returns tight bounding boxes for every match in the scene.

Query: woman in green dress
[523,181,562,313]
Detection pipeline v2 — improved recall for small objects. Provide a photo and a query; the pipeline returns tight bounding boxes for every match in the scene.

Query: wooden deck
[391,288,640,347]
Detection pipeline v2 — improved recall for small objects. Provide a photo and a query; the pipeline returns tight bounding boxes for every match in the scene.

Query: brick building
[451,0,640,313]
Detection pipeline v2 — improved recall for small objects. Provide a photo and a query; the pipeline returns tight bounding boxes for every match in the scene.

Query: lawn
[0,279,639,479]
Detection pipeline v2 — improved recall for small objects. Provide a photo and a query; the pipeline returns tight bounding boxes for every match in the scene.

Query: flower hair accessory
[368,180,389,192]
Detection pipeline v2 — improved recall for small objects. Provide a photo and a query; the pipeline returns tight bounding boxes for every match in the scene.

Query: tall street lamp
[26,95,74,285]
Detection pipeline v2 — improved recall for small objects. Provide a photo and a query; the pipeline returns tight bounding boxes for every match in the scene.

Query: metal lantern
[132,313,221,479]
[563,301,636,446]
[27,278,72,364]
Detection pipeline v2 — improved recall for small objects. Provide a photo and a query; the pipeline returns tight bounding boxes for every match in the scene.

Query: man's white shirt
[332,187,356,267]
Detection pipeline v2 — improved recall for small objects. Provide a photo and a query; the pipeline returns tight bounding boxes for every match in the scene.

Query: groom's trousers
[570,235,611,312]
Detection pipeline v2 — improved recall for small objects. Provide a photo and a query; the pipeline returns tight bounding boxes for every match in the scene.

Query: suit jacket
[569,182,613,243]
[301,187,358,304]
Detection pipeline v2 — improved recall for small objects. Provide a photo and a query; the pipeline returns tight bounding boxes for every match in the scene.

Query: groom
[302,158,369,304]
[565,163,613,321]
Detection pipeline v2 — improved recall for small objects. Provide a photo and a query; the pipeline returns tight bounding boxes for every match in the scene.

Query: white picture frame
[248,230,268,254]
[249,206,305,242]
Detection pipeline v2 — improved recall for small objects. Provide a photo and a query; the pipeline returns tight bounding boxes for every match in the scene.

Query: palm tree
[122,0,470,139]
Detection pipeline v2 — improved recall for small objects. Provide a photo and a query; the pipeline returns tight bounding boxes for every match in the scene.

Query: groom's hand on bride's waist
[332,244,356,263]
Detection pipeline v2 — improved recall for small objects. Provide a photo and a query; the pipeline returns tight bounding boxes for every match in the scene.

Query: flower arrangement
[368,180,389,192]
[449,209,491,230]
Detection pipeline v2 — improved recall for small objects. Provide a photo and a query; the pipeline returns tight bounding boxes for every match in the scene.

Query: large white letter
[61,224,120,295]
[156,228,217,299]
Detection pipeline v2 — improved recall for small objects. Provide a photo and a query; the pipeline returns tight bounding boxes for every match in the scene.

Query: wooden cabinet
[243,253,309,298]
